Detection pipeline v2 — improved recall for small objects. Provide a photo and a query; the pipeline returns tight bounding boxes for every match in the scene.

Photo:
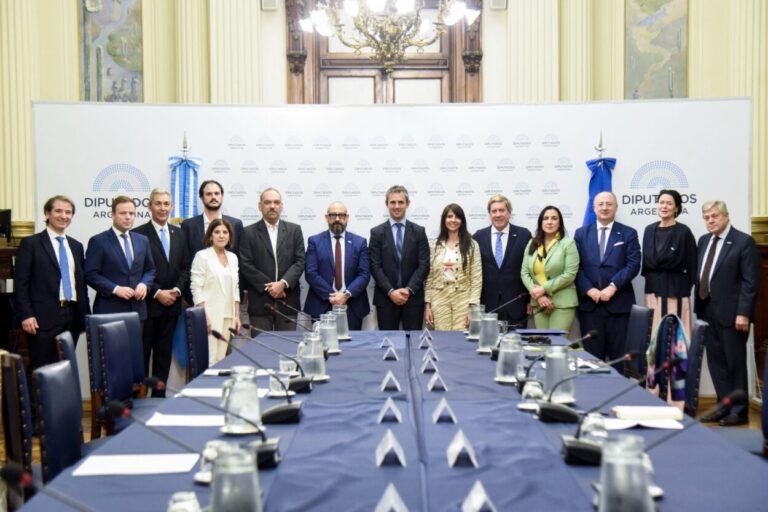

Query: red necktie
[334,235,342,290]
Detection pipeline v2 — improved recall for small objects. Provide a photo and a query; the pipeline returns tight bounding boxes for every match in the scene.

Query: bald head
[593,191,618,225]
[325,201,349,235]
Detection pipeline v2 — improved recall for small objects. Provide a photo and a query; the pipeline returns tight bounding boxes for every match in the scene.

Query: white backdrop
[33,100,753,394]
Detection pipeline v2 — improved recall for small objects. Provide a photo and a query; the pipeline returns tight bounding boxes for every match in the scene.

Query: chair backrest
[56,331,81,398]
[86,312,144,391]
[184,307,209,381]
[762,351,768,448]
[684,319,708,417]
[624,305,654,379]
[98,321,135,404]
[1,352,33,471]
[33,360,83,483]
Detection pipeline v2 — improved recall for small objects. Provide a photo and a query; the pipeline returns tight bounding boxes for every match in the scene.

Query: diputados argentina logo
[85,164,152,218]
[622,160,697,215]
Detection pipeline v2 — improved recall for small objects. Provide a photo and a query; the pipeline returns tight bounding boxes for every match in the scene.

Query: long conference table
[22,331,768,511]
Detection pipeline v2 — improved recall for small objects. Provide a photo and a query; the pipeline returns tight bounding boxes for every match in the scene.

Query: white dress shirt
[490,224,510,261]
[699,223,731,282]
[46,227,77,301]
[329,230,347,291]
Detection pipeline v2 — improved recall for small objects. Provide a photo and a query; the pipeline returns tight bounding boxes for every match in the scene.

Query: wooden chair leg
[90,392,102,440]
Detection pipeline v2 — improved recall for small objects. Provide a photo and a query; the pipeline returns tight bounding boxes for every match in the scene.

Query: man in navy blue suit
[695,200,760,426]
[15,195,90,372]
[472,195,531,328]
[304,201,370,330]
[85,196,156,322]
[574,191,641,361]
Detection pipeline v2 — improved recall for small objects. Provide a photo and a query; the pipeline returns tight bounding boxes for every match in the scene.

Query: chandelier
[299,0,480,74]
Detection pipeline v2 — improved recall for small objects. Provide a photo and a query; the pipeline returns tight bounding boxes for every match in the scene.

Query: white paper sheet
[202,368,273,377]
[604,418,684,430]
[146,412,225,427]
[612,405,684,421]
[73,454,199,476]
[175,388,268,398]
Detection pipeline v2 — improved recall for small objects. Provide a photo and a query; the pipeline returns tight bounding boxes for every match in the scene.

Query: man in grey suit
[694,200,760,427]
[240,188,306,331]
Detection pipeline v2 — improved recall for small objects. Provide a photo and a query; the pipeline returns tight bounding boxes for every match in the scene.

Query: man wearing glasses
[304,201,371,330]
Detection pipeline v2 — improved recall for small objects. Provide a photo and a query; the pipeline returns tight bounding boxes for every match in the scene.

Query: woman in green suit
[521,205,579,330]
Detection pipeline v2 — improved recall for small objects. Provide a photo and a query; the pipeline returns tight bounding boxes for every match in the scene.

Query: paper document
[175,388,267,398]
[73,454,199,476]
[612,405,684,421]
[146,412,225,427]
[604,418,683,430]
[203,368,273,377]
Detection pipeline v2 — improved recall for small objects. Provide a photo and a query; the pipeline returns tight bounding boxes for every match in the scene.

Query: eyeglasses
[327,213,348,219]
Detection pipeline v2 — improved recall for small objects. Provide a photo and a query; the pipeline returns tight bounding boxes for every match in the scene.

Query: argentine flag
[169,156,201,220]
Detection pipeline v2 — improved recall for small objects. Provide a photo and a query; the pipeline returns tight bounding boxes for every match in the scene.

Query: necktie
[56,236,73,301]
[395,223,404,288]
[121,233,133,268]
[598,226,608,261]
[699,235,720,300]
[334,235,343,291]
[494,231,504,268]
[160,227,170,261]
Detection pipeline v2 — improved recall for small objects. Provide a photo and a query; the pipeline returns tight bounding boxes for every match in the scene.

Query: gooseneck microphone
[240,324,317,392]
[515,331,596,393]
[560,357,683,465]
[277,299,320,322]
[143,377,281,469]
[212,330,303,424]
[486,292,527,314]
[265,304,311,331]
[645,390,747,452]
[1,463,97,512]
[536,350,642,424]
[243,322,329,362]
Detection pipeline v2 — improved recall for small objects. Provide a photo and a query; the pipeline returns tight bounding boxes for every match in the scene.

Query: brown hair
[43,195,75,224]
[111,195,135,214]
[203,218,233,248]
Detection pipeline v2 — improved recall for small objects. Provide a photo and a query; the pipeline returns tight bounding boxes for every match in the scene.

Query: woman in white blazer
[190,218,241,365]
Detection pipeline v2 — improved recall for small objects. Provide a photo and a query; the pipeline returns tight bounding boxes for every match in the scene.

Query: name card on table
[432,397,457,424]
[418,335,433,350]
[383,346,399,361]
[378,397,403,424]
[422,347,439,363]
[420,358,439,374]
[375,429,407,467]
[374,483,409,512]
[462,481,497,512]
[381,370,402,392]
[447,430,479,468]
[380,337,394,349]
[427,373,448,392]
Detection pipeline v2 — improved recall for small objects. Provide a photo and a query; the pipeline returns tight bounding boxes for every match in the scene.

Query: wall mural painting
[80,0,143,102]
[625,0,687,99]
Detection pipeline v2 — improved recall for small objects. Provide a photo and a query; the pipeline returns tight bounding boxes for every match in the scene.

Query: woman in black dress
[641,189,697,336]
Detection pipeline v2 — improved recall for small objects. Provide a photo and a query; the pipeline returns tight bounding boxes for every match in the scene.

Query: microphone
[264,303,311,331]
[240,324,317,392]
[645,390,748,452]
[1,462,97,512]
[486,292,527,314]
[277,299,320,322]
[212,330,302,424]
[143,377,281,469]
[536,350,642,423]
[560,357,683,465]
[106,401,200,453]
[243,322,329,361]
[515,331,596,393]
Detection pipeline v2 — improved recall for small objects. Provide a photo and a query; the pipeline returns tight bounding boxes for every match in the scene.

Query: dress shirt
[151,220,181,298]
[203,211,222,238]
[699,223,731,282]
[46,227,77,302]
[389,217,407,244]
[329,230,347,291]
[265,219,287,286]
[112,226,135,295]
[490,224,510,261]
[597,221,615,245]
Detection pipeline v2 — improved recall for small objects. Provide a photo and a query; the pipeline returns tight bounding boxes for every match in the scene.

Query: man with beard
[304,201,371,330]
[239,188,306,330]
[181,180,244,302]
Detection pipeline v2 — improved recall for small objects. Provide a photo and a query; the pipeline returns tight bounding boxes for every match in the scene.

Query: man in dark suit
[369,185,430,330]
[181,180,245,258]
[133,189,190,393]
[304,201,370,330]
[695,200,760,426]
[472,194,532,328]
[15,195,90,372]
[85,195,156,322]
[240,188,306,331]
[574,191,641,361]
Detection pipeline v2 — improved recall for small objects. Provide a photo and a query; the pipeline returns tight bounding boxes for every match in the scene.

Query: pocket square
[613,241,624,246]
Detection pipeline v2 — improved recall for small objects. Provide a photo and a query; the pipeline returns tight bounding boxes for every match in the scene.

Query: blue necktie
[494,231,504,268]
[395,223,403,288]
[598,226,607,261]
[56,236,73,301]
[160,227,170,261]
[121,233,133,268]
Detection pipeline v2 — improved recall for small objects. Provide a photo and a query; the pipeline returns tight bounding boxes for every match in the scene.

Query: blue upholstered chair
[34,360,85,482]
[55,331,81,398]
[184,306,209,381]
[623,305,654,379]
[684,319,708,417]
[1,351,35,507]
